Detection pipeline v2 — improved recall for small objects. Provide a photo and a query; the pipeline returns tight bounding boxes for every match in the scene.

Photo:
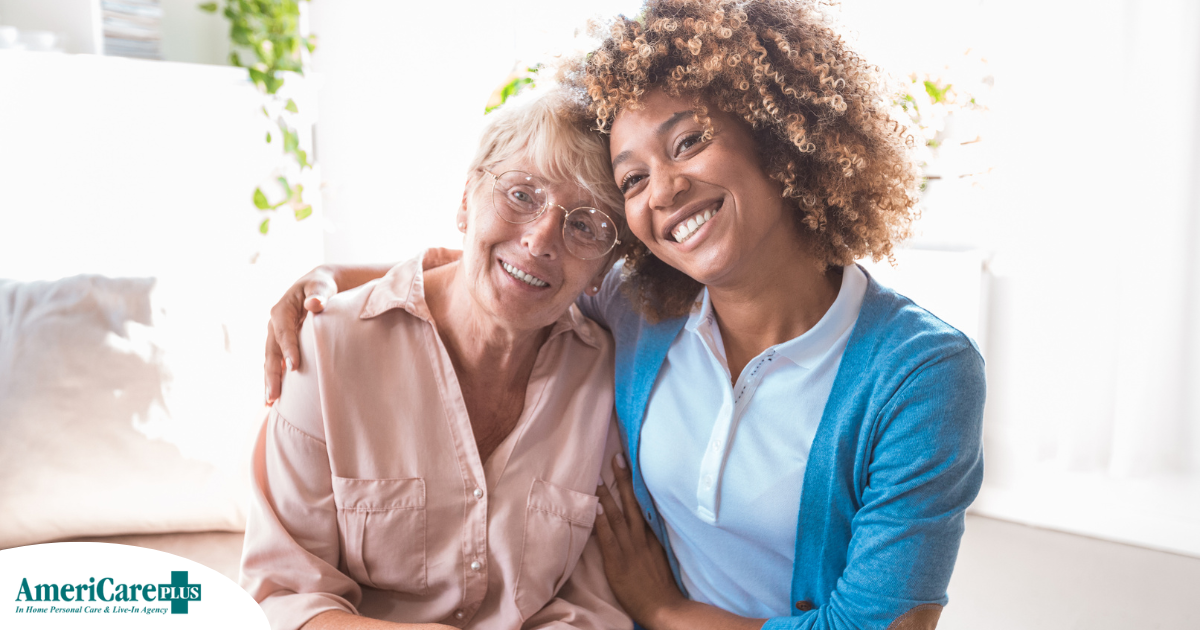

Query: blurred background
[1,1,1198,628]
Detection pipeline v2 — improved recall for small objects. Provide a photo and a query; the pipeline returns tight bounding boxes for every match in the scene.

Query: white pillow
[0,275,263,548]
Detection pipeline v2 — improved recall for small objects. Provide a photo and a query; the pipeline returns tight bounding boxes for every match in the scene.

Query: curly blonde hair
[568,0,921,320]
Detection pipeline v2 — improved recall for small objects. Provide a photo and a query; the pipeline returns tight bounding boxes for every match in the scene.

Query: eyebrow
[611,110,696,170]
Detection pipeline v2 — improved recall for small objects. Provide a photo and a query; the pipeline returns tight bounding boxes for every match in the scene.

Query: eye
[506,186,541,209]
[676,131,705,155]
[619,172,646,194]
[569,219,596,237]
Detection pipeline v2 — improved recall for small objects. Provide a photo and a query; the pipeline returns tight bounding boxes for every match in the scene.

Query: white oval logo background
[0,542,268,629]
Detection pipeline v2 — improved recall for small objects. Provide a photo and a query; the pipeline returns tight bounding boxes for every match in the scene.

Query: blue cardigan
[578,266,986,630]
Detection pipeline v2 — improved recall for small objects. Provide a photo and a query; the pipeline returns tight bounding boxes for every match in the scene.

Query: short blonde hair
[467,87,626,227]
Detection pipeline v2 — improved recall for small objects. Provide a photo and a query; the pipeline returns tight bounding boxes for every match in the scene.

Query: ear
[585,260,612,296]
[457,178,471,232]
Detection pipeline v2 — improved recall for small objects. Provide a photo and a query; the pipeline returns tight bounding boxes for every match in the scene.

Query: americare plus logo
[14,570,201,616]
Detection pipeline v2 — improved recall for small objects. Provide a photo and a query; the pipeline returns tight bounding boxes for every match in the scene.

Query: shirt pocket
[513,478,599,620]
[332,476,427,595]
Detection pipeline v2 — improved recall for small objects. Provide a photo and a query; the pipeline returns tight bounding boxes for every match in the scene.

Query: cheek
[624,200,658,244]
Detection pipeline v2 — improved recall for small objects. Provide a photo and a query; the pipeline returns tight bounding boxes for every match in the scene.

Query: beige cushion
[0,275,262,548]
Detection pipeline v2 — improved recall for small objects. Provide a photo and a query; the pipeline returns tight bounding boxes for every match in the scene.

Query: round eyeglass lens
[493,171,546,223]
[564,207,618,260]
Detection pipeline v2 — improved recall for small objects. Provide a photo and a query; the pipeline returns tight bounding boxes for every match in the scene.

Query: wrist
[641,592,692,630]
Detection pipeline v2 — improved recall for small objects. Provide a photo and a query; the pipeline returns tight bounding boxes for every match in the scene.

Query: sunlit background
[1,1,1198,628]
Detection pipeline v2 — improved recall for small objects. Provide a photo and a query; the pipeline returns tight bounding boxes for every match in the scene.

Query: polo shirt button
[645,511,653,521]
[795,600,814,611]
[470,560,482,572]
[473,488,484,500]
[454,609,465,619]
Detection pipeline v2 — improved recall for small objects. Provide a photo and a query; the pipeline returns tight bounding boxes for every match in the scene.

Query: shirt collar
[359,248,603,349]
[684,263,868,370]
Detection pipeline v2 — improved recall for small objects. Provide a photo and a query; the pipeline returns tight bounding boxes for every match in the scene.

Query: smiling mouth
[671,200,722,244]
[500,261,549,288]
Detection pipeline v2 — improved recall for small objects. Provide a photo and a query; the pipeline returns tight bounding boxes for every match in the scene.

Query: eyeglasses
[485,169,621,261]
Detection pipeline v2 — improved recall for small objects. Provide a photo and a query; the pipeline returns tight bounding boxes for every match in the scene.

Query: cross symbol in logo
[158,571,201,614]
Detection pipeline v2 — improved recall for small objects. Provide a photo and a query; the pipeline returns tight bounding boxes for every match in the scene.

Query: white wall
[0,0,101,53]
[308,0,642,265]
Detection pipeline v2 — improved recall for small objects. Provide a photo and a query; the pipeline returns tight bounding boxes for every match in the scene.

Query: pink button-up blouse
[240,249,631,630]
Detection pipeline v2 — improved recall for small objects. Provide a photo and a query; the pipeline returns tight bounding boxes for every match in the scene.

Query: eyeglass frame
[482,168,622,261]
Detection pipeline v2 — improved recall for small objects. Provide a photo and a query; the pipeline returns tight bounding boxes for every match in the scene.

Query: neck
[706,235,841,383]
[424,261,550,388]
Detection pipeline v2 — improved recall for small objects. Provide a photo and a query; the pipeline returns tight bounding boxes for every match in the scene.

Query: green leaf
[253,187,270,209]
[294,205,312,221]
[198,2,218,13]
[277,176,292,199]
[229,51,242,67]
[265,131,271,143]
[924,80,952,104]
[284,98,298,113]
[283,128,298,153]
[259,218,270,234]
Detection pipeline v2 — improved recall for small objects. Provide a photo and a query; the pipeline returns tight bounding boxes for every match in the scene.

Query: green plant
[484,64,542,114]
[893,52,993,188]
[199,0,315,234]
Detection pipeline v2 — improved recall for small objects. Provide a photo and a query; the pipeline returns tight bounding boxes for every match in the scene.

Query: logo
[1,542,269,628]
[14,570,202,615]
[159,571,202,614]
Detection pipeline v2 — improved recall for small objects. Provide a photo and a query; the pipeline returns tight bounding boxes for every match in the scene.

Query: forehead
[612,90,700,136]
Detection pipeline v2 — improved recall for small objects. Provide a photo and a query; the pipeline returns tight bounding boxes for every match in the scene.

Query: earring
[458,221,466,231]
[592,286,599,292]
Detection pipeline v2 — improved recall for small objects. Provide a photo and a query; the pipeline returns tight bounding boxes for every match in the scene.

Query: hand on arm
[264,263,393,402]
[301,610,456,630]
[594,455,766,630]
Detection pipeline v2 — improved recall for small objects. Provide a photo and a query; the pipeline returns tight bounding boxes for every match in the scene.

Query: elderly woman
[240,88,633,630]
[265,1,986,629]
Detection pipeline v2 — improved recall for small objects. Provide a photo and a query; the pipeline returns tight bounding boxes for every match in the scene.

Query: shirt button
[703,474,714,490]
[470,560,482,572]
[710,440,722,452]
[454,610,465,619]
[795,600,814,611]
[473,488,484,500]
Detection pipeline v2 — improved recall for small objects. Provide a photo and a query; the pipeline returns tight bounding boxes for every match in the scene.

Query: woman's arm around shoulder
[265,263,393,403]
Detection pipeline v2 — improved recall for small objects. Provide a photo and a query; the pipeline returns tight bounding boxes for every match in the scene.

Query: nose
[647,164,689,210]
[520,205,562,259]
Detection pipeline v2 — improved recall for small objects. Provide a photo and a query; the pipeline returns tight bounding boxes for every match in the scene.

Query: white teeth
[501,262,548,287]
[672,205,720,243]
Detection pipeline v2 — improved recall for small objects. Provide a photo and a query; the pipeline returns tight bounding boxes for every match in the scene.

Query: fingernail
[596,503,604,515]
[286,357,294,372]
[615,453,626,469]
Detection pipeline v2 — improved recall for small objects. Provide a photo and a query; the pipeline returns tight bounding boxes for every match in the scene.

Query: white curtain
[843,0,1200,555]
[961,0,1200,556]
